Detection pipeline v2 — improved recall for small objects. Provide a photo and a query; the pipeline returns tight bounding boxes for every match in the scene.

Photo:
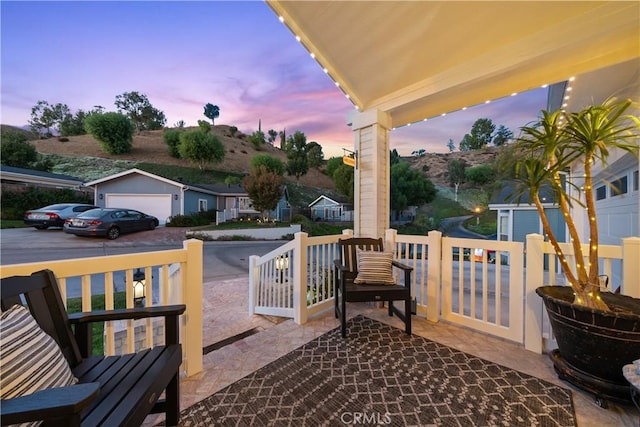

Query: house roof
[489,181,557,208]
[84,168,249,197]
[267,1,639,128]
[308,194,351,208]
[0,165,84,188]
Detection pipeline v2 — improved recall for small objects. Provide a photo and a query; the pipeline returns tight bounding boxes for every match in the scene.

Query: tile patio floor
[144,277,639,427]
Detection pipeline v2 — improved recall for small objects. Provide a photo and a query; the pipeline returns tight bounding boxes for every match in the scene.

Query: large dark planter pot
[536,286,640,404]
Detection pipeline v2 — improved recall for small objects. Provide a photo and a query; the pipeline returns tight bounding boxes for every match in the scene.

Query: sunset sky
[1,1,547,158]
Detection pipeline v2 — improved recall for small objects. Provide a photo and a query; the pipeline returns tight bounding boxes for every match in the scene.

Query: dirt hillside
[28,125,336,189]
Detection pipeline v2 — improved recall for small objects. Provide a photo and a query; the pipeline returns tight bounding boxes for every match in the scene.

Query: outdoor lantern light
[275,255,289,283]
[133,268,146,306]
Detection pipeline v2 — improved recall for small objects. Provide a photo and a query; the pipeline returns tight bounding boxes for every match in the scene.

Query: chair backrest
[337,237,384,282]
[1,269,83,367]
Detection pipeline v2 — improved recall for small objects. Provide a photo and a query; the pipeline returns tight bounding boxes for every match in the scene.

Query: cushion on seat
[354,249,395,285]
[0,304,78,401]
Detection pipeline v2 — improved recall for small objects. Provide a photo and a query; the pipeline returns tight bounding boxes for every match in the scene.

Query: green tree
[267,129,278,144]
[332,163,355,201]
[203,103,220,125]
[84,112,135,155]
[178,130,225,170]
[0,132,38,167]
[493,125,513,146]
[114,91,166,132]
[448,158,467,186]
[465,165,496,185]
[60,109,87,136]
[390,161,436,215]
[390,148,401,165]
[50,103,71,135]
[242,164,283,217]
[325,156,343,177]
[411,149,426,157]
[247,130,266,150]
[459,118,496,151]
[29,100,55,137]
[163,129,182,158]
[306,141,324,168]
[250,154,285,175]
[447,138,456,152]
[285,131,309,181]
[197,120,211,133]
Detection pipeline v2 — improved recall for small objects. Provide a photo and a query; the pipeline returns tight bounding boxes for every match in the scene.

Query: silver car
[24,203,98,229]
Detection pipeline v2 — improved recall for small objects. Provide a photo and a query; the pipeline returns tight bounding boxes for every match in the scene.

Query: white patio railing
[249,231,640,354]
[0,239,204,377]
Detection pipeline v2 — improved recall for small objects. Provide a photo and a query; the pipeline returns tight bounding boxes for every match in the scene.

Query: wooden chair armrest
[1,383,99,425]
[333,259,349,272]
[68,304,186,324]
[392,260,413,272]
[69,305,186,357]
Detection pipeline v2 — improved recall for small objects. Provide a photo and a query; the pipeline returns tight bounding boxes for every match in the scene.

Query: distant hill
[22,124,336,190]
[1,124,39,140]
[404,145,503,187]
[3,122,503,202]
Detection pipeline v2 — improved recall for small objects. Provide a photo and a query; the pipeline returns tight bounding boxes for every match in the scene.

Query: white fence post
[622,237,640,298]
[524,233,545,354]
[293,232,309,324]
[248,255,259,315]
[183,238,204,376]
[384,228,397,249]
[426,230,442,322]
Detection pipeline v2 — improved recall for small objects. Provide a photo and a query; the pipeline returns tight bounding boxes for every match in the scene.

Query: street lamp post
[475,207,481,225]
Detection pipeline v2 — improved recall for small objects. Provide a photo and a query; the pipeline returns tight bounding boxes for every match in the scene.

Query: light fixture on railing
[133,268,146,306]
[275,255,289,283]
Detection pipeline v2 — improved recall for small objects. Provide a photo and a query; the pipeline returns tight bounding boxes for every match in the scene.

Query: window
[595,185,606,201]
[634,170,639,192]
[198,199,207,212]
[611,176,628,196]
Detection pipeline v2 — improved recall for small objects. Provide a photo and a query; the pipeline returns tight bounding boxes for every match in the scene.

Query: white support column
[183,238,204,376]
[293,231,309,324]
[347,109,392,239]
[426,230,442,322]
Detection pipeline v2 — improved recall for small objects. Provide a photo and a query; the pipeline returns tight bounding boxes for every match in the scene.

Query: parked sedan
[63,208,159,239]
[24,203,98,229]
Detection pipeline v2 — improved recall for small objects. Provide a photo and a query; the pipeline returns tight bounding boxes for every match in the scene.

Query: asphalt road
[1,227,284,282]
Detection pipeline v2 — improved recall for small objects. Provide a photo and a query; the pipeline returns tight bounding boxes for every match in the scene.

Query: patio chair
[333,237,413,337]
[0,269,186,426]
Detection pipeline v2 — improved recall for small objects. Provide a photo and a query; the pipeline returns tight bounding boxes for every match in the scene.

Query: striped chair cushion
[354,249,396,285]
[0,304,78,402]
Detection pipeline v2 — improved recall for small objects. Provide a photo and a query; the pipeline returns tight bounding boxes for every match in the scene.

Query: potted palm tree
[511,97,640,404]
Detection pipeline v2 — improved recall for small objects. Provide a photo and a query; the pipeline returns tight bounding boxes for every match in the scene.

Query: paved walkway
[142,277,638,427]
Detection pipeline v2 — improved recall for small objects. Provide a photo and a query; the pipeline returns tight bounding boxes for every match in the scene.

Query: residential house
[308,195,353,222]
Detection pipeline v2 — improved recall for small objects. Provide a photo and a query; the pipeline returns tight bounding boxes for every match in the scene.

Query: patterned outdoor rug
[168,315,576,426]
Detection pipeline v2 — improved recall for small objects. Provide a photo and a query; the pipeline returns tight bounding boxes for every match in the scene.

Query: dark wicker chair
[333,237,413,337]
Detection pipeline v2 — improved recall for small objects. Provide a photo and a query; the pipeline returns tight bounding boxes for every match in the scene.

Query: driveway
[1,226,188,249]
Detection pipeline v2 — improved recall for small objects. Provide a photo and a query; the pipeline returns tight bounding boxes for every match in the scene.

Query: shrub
[84,112,135,154]
[1,188,93,220]
[1,132,38,167]
[228,126,238,137]
[197,120,211,133]
[178,130,225,170]
[465,165,496,185]
[249,154,285,175]
[166,211,214,227]
[163,129,182,158]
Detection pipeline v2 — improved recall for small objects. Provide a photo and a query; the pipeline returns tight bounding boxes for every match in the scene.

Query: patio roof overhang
[267,1,639,128]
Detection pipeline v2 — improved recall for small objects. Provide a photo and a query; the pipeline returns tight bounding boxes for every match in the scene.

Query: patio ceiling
[267,1,639,128]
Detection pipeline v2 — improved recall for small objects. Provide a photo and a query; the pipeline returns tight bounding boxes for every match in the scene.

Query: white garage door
[106,194,172,225]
